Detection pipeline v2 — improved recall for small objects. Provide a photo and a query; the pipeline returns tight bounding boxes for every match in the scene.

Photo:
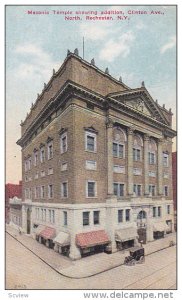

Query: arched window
[148,139,157,164]
[113,127,126,158]
[137,210,147,219]
[133,134,143,161]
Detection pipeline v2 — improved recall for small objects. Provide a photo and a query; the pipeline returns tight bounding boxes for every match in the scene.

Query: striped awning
[39,226,56,240]
[34,224,46,235]
[53,232,70,246]
[115,227,138,242]
[76,230,110,249]
[153,222,169,232]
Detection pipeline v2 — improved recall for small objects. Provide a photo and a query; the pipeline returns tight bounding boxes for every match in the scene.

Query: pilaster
[127,127,134,195]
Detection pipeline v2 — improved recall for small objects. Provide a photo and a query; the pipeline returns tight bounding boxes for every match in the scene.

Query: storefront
[53,232,70,256]
[153,222,169,240]
[37,226,56,248]
[34,224,46,242]
[76,230,110,257]
[115,227,138,250]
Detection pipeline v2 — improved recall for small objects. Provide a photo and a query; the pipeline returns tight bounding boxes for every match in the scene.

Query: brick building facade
[17,50,176,259]
[5,182,22,223]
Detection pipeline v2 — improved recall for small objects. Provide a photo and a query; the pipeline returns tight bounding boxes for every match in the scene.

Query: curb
[6,230,176,279]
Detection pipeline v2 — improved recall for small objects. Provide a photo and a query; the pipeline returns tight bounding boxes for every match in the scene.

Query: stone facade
[17,51,176,259]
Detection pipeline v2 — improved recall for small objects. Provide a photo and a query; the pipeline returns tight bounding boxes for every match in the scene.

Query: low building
[5,182,22,223]
[17,50,176,260]
[9,197,22,229]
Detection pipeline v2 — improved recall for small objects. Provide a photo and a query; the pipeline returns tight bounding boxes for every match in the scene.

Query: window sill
[85,149,97,154]
[86,196,98,199]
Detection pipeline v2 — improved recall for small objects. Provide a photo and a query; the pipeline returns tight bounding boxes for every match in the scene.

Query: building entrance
[27,208,31,234]
[137,210,147,244]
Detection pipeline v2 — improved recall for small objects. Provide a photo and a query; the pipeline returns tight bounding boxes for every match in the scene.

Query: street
[6,233,176,289]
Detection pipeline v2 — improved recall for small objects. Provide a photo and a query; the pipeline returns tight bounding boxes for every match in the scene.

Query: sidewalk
[6,224,176,279]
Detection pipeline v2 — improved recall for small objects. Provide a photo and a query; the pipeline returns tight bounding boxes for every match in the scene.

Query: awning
[76,230,110,248]
[39,226,56,240]
[34,224,46,235]
[53,232,70,246]
[115,227,138,242]
[153,222,169,232]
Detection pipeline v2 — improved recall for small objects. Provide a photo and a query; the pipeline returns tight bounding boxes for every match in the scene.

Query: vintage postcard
[4,2,177,298]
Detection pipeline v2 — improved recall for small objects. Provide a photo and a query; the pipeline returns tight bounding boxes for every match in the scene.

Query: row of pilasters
[106,119,164,197]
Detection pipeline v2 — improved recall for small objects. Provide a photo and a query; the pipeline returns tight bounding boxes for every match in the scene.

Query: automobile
[124,246,145,265]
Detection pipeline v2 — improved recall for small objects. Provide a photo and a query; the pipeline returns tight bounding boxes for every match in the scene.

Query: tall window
[113,143,124,158]
[113,183,124,197]
[34,152,38,166]
[48,209,55,224]
[48,142,53,159]
[158,206,161,217]
[133,148,141,161]
[133,184,142,196]
[153,207,156,217]
[164,186,169,196]
[41,186,45,199]
[28,157,32,170]
[126,209,130,222]
[163,153,169,167]
[40,148,45,163]
[63,211,68,226]
[85,132,96,152]
[149,185,156,196]
[48,184,53,198]
[87,181,96,198]
[118,210,123,223]
[148,152,156,164]
[60,132,67,153]
[35,186,39,199]
[62,182,68,198]
[83,211,90,226]
[93,211,100,225]
[167,205,170,214]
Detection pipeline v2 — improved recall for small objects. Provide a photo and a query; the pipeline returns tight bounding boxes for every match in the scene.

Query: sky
[5,5,177,184]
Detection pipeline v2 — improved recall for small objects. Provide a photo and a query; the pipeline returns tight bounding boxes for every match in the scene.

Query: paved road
[6,233,176,290]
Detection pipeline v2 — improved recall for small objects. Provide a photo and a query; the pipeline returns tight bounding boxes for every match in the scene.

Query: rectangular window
[52,210,55,224]
[60,133,67,153]
[113,143,124,158]
[34,152,38,166]
[153,207,156,217]
[63,211,68,226]
[133,184,142,196]
[164,186,169,196]
[149,185,156,196]
[113,183,124,197]
[148,152,156,164]
[87,181,96,197]
[93,211,100,225]
[86,160,97,170]
[163,153,169,167]
[126,209,130,222]
[83,211,90,226]
[25,160,28,172]
[133,148,141,161]
[158,206,161,217]
[62,182,68,198]
[40,148,45,163]
[118,210,123,223]
[41,186,45,199]
[61,162,68,171]
[43,209,46,221]
[85,132,96,152]
[48,184,53,198]
[167,205,170,214]
[48,142,53,159]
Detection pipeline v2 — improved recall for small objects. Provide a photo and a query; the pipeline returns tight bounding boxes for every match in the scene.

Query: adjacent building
[172,152,177,231]
[5,182,22,224]
[17,50,176,260]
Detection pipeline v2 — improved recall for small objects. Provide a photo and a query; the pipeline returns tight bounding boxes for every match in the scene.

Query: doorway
[27,208,31,234]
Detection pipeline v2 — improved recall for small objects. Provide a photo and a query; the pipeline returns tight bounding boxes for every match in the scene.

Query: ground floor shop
[19,197,174,260]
